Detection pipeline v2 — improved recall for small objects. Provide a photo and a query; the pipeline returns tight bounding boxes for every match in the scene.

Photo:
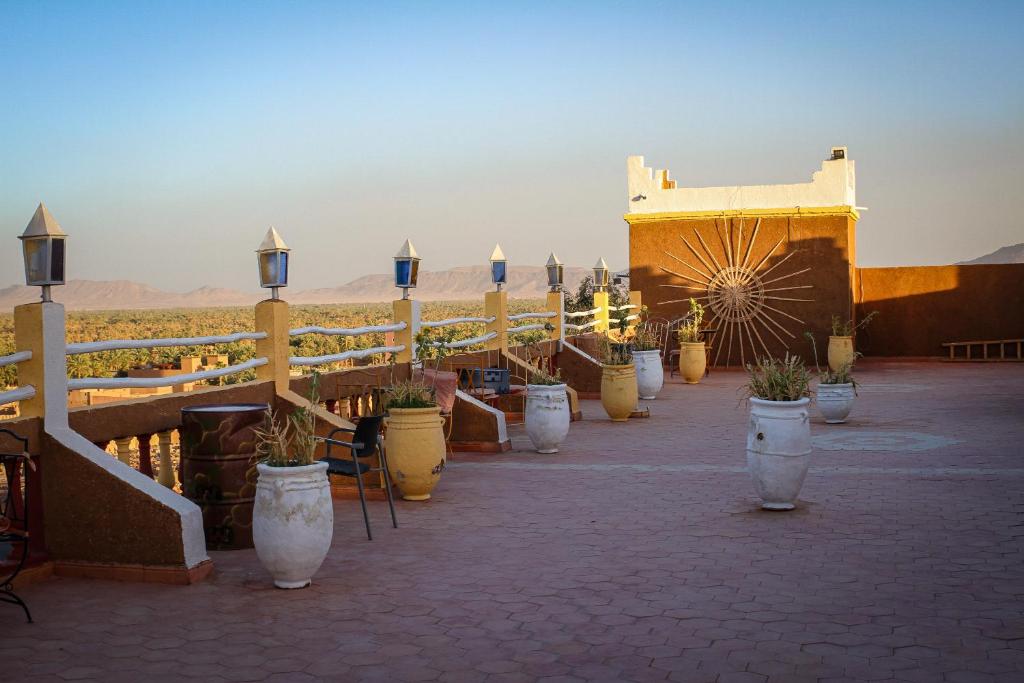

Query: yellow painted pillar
[592,290,610,334]
[484,290,508,351]
[13,301,69,426]
[255,299,290,393]
[629,290,643,331]
[546,291,564,341]
[392,298,421,363]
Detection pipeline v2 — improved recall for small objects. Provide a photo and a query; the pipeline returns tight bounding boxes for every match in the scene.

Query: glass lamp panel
[277,252,288,287]
[409,259,419,287]
[491,261,507,284]
[50,237,66,283]
[23,238,48,285]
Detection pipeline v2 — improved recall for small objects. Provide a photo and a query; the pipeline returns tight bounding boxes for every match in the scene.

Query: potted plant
[252,376,333,589]
[807,331,857,424]
[381,329,448,501]
[828,311,878,373]
[631,311,664,399]
[677,299,706,384]
[524,365,570,453]
[597,334,637,422]
[744,354,812,511]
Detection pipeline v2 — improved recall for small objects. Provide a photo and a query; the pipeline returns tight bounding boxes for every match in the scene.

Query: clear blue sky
[2,1,1022,291]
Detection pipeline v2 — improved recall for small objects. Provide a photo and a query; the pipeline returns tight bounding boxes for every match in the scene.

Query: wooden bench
[941,339,1024,362]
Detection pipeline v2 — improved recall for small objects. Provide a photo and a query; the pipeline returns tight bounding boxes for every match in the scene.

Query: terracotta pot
[601,363,638,422]
[746,397,811,510]
[827,336,854,373]
[633,349,664,399]
[679,342,706,384]
[384,407,446,501]
[816,383,855,424]
[525,384,570,453]
[253,462,333,589]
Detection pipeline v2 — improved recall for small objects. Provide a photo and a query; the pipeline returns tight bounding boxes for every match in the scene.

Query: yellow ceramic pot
[827,336,854,373]
[679,342,706,384]
[601,363,638,422]
[383,407,446,501]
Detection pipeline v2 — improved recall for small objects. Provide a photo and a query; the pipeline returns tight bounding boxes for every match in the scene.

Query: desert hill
[957,243,1024,265]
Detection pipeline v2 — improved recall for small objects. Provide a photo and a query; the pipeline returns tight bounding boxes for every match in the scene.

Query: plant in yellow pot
[828,311,877,373]
[597,334,637,422]
[381,329,448,501]
[677,299,706,384]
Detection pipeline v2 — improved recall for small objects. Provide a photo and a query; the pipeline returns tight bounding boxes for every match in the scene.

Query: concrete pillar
[157,431,176,489]
[546,291,564,341]
[629,290,643,331]
[484,290,508,351]
[13,301,70,425]
[255,299,290,392]
[593,291,610,334]
[392,298,421,363]
[114,437,133,466]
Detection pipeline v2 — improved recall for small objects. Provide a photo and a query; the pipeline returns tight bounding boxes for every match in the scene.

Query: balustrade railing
[290,345,405,367]
[288,322,406,337]
[0,351,35,409]
[423,331,497,349]
[68,357,268,390]
[421,316,495,329]
[66,332,266,355]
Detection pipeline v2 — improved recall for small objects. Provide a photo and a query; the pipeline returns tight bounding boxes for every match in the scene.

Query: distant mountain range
[956,243,1024,265]
[0,265,593,311]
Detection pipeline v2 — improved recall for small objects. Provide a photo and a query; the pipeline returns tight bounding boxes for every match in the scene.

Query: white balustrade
[622,314,640,322]
[564,320,602,332]
[507,312,556,321]
[288,322,406,337]
[67,331,266,355]
[0,385,36,407]
[424,332,497,349]
[564,307,602,319]
[606,304,639,312]
[421,316,496,329]
[68,357,268,390]
[289,345,406,367]
[0,350,31,368]
[508,324,546,334]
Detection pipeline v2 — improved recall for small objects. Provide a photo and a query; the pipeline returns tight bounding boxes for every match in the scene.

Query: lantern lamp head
[19,202,67,302]
[545,252,564,292]
[256,227,290,299]
[394,239,421,300]
[489,244,507,291]
[593,257,610,292]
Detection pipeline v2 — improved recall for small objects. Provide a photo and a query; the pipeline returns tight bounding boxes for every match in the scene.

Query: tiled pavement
[4,361,1024,682]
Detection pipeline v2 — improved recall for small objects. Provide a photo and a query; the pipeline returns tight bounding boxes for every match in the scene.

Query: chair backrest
[352,415,385,458]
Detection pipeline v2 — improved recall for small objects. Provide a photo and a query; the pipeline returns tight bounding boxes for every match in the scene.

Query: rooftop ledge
[626,147,856,215]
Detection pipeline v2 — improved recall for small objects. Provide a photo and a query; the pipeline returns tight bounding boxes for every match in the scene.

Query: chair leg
[351,455,373,541]
[378,437,399,529]
[0,587,33,623]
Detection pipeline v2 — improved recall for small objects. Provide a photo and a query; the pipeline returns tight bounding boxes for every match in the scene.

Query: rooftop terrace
[5,361,1024,682]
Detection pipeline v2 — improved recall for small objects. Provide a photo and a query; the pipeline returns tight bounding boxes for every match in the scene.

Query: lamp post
[545,252,564,292]
[394,239,421,300]
[593,257,610,292]
[489,244,507,292]
[19,203,67,303]
[256,227,290,300]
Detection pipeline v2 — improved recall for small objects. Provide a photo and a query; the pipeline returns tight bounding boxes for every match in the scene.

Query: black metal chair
[1,428,33,623]
[319,415,397,541]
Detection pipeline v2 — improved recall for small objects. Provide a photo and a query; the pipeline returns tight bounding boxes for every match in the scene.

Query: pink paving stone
[4,361,1023,682]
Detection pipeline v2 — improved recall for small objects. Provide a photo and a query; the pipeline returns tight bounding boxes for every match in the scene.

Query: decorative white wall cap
[626,148,855,214]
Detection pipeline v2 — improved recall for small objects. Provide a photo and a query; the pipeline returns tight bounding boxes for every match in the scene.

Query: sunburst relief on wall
[658,218,814,366]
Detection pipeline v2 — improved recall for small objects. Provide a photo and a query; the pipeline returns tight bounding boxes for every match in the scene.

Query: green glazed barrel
[180,403,268,550]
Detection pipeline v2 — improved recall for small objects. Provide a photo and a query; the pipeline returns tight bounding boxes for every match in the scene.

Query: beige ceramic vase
[601,363,638,422]
[384,407,446,501]
[679,342,706,384]
[827,336,854,372]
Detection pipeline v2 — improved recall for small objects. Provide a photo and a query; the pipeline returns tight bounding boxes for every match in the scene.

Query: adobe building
[625,148,1024,363]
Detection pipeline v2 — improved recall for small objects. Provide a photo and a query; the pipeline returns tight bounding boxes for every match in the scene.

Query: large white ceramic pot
[816,383,855,424]
[253,461,333,589]
[633,350,664,399]
[746,397,811,511]
[384,407,446,501]
[525,383,570,453]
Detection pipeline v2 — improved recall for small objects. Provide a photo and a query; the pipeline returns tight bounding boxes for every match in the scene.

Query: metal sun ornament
[658,217,814,367]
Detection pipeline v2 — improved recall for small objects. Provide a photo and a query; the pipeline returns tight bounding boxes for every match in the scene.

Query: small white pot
[525,383,571,453]
[816,383,855,424]
[746,397,811,511]
[253,461,333,589]
[633,349,664,399]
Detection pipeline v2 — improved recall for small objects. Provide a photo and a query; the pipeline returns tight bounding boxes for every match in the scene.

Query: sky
[1,1,1022,292]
